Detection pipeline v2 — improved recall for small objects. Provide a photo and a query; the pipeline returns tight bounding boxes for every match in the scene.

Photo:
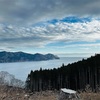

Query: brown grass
[79,85,100,100]
[29,91,58,100]
[80,92,100,100]
[0,85,58,100]
[0,85,100,100]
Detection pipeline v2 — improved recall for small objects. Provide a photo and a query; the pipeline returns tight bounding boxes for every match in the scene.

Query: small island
[0,51,59,63]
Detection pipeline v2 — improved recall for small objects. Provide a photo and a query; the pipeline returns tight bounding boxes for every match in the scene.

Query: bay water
[0,57,85,81]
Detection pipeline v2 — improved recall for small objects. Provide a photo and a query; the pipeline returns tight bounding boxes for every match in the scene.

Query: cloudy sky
[0,0,100,57]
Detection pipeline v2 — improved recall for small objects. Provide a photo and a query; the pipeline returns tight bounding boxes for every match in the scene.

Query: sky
[0,0,100,57]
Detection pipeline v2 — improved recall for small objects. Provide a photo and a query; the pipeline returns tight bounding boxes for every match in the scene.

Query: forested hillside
[26,54,100,92]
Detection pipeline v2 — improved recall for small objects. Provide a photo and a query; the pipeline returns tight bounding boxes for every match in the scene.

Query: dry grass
[29,91,58,100]
[79,85,100,100]
[80,92,100,100]
[0,85,58,100]
[0,85,100,100]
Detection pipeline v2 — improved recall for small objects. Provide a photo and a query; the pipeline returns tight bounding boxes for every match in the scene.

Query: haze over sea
[0,57,86,81]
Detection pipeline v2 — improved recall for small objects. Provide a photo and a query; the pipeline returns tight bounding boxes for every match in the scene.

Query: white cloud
[61,43,100,48]
[0,18,100,50]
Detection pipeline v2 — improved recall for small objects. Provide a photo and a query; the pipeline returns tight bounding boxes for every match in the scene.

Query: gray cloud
[0,0,100,25]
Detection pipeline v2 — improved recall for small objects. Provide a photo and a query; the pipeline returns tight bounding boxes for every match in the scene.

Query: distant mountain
[0,51,59,63]
[0,71,24,88]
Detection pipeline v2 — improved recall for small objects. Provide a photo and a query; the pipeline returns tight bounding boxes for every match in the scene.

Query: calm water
[0,57,85,81]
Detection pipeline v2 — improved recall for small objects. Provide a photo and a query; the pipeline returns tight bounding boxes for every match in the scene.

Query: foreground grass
[0,85,100,100]
[0,85,58,100]
[80,92,100,100]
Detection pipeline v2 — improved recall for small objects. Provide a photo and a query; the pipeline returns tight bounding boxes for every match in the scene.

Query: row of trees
[25,54,100,92]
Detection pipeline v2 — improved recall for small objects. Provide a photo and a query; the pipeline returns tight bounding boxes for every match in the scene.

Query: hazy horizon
[0,50,97,57]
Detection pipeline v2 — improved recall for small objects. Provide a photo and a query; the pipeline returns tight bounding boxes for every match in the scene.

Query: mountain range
[0,51,59,63]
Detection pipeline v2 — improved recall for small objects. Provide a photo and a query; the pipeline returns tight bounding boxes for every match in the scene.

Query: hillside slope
[0,71,24,88]
[26,54,100,92]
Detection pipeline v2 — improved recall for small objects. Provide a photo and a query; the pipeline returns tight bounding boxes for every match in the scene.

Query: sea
[0,57,86,81]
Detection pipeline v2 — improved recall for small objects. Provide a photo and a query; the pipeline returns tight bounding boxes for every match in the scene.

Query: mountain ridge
[0,51,59,63]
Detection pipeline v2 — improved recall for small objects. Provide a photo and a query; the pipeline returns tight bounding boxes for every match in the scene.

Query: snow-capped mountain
[0,71,24,88]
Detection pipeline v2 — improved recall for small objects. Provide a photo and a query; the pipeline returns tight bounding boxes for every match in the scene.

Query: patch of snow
[61,88,76,94]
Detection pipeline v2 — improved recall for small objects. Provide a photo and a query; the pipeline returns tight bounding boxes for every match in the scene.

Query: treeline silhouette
[25,54,100,92]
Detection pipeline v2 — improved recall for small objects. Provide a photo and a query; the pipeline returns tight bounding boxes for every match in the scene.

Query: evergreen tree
[25,54,100,92]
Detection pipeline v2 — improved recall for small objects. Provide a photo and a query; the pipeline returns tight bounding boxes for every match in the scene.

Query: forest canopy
[26,54,100,92]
